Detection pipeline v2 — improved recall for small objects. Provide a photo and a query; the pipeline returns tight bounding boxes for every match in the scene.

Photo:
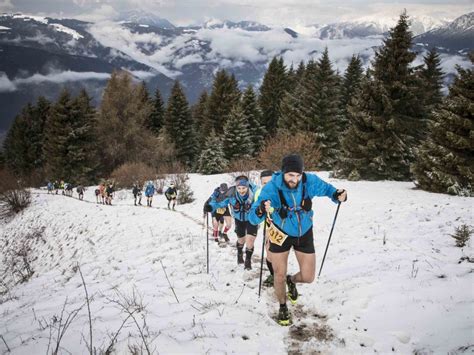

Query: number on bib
[267,223,288,246]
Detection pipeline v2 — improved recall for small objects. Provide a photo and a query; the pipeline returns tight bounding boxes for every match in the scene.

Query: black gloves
[333,189,347,202]
[203,203,212,213]
[256,200,267,217]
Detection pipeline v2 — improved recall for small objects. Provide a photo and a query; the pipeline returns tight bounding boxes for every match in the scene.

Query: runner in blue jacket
[249,154,347,326]
[145,181,155,207]
[205,175,257,270]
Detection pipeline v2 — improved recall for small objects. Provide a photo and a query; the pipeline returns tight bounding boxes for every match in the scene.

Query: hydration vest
[277,173,312,219]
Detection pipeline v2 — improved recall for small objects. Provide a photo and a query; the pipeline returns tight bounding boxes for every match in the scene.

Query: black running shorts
[235,219,258,238]
[213,207,231,222]
[269,227,315,254]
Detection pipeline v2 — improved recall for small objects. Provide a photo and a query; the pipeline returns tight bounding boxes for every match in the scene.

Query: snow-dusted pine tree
[411,57,473,196]
[198,132,228,174]
[223,104,253,162]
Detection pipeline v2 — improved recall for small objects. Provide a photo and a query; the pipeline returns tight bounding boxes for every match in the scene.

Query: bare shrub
[1,229,41,285]
[104,288,153,355]
[47,297,86,355]
[110,162,156,188]
[0,169,31,218]
[257,130,321,171]
[157,161,187,175]
[451,224,472,247]
[0,189,31,218]
[226,157,260,175]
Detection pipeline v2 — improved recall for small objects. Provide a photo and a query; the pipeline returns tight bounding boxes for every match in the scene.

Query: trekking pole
[319,203,341,277]
[258,217,268,299]
[206,212,209,274]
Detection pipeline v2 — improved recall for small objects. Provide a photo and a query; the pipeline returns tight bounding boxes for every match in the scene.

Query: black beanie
[281,154,304,174]
[260,170,273,178]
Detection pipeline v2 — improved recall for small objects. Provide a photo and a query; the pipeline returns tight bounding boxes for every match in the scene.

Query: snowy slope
[0,173,472,354]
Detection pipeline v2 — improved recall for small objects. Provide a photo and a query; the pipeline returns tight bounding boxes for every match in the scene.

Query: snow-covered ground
[0,172,472,354]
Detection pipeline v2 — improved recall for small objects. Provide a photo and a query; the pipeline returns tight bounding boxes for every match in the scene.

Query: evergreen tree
[193,90,209,148]
[286,63,298,92]
[280,49,342,169]
[43,89,75,180]
[206,69,240,134]
[66,89,99,183]
[279,60,316,133]
[411,60,473,196]
[165,81,196,167]
[313,48,343,169]
[4,105,33,175]
[341,55,364,131]
[198,132,228,174]
[241,85,265,155]
[96,71,154,174]
[222,104,253,162]
[259,56,287,136]
[147,87,165,134]
[373,11,426,171]
[295,60,306,82]
[420,48,444,107]
[4,97,50,177]
[339,77,409,180]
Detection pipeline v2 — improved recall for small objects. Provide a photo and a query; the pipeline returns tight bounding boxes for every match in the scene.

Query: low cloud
[87,20,180,77]
[0,70,111,92]
[0,72,16,92]
[439,53,472,73]
[0,0,13,12]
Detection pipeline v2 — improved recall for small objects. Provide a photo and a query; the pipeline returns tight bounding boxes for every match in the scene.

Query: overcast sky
[0,0,472,26]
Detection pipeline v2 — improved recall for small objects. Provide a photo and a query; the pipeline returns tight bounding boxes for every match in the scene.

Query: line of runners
[46,179,179,209]
[46,154,348,326]
[203,154,347,326]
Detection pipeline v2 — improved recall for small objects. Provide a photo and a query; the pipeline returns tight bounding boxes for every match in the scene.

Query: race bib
[267,222,288,246]
[216,207,226,214]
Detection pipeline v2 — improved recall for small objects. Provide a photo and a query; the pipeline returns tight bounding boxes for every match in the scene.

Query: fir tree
[4,97,50,177]
[147,87,165,134]
[420,48,444,109]
[372,11,426,170]
[165,81,196,167]
[295,60,306,82]
[241,85,264,155]
[341,55,364,131]
[43,89,75,180]
[339,77,409,180]
[66,89,99,183]
[280,49,342,169]
[206,69,240,134]
[222,104,253,162]
[313,48,343,169]
[286,63,298,92]
[259,56,287,136]
[411,59,473,196]
[4,105,33,175]
[279,60,316,133]
[198,132,228,175]
[193,90,209,149]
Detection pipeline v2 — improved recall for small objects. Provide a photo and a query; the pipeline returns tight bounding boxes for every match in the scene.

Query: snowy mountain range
[0,11,472,134]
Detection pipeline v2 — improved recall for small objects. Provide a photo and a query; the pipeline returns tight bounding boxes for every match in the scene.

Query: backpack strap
[277,173,311,218]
